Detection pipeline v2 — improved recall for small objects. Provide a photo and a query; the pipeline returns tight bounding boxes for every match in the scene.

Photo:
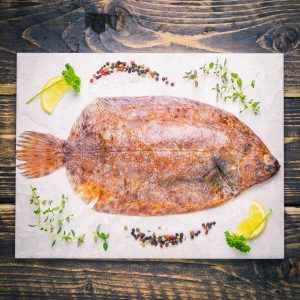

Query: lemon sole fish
[17,96,280,216]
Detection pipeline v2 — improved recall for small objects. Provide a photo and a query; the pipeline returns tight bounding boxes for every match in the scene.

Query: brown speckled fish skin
[17,96,280,216]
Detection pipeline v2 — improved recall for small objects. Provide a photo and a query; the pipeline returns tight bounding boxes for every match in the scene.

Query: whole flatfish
[17,96,280,216]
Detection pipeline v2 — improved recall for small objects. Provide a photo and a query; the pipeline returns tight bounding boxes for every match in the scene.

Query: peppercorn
[90,79,94,83]
[171,82,174,86]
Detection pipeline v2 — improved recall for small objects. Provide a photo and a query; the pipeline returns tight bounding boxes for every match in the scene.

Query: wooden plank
[0,259,298,299]
[0,1,299,96]
[0,203,299,298]
[1,95,299,205]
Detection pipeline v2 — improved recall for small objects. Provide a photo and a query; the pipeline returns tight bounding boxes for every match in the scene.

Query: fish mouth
[274,159,281,172]
[263,155,281,175]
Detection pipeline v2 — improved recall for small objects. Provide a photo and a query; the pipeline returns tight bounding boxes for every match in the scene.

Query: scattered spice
[128,223,216,248]
[90,61,175,87]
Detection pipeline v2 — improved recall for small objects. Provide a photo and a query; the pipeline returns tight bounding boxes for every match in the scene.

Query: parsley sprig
[28,186,109,251]
[62,63,81,93]
[184,59,260,113]
[224,209,272,253]
[26,63,81,104]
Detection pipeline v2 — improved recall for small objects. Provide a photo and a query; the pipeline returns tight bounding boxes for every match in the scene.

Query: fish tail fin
[17,131,65,178]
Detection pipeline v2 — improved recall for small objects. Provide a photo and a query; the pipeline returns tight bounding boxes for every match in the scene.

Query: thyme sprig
[29,186,79,247]
[28,186,109,251]
[183,70,199,88]
[94,224,109,252]
[184,59,260,113]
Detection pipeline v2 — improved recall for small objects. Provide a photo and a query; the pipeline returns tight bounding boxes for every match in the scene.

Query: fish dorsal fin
[68,96,200,140]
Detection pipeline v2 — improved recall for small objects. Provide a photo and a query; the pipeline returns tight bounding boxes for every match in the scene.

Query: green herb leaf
[222,72,228,81]
[51,240,56,247]
[77,234,85,247]
[71,229,75,237]
[100,232,107,240]
[237,77,242,88]
[251,101,260,112]
[251,80,255,88]
[209,62,214,69]
[28,224,36,227]
[34,208,40,214]
[96,224,101,233]
[62,63,81,93]
[224,231,251,253]
[103,242,108,252]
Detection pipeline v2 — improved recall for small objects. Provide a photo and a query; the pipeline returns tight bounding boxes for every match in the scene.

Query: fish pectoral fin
[75,182,108,204]
[66,169,107,204]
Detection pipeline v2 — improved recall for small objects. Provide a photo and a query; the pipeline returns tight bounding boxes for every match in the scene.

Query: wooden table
[0,1,299,298]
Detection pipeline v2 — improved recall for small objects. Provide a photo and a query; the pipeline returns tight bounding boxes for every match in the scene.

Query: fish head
[261,153,281,178]
[216,144,280,193]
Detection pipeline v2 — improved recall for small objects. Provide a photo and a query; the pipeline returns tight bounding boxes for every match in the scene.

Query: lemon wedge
[233,200,270,239]
[40,76,71,114]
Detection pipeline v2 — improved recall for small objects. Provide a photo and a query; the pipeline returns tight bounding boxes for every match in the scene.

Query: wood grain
[0,0,299,299]
[0,203,299,299]
[0,0,299,96]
